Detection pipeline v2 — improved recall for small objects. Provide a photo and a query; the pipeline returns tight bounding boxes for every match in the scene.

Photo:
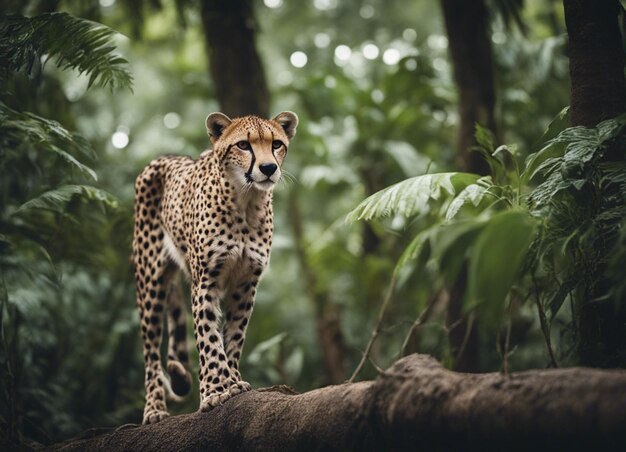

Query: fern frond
[0,101,97,179]
[0,12,132,91]
[346,172,480,222]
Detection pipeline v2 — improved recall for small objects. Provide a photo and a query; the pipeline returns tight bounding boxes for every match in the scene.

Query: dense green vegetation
[1,0,624,447]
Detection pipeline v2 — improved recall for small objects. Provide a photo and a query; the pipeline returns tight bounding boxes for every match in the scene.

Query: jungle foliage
[0,0,624,447]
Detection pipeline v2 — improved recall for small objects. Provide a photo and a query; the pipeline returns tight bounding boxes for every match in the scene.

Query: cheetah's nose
[259,163,277,177]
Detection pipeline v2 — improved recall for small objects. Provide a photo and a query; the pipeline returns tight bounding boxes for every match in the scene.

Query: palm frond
[0,12,132,91]
[445,177,494,221]
[346,172,480,222]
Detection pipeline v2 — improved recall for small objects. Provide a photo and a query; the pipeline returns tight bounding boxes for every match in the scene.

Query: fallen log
[48,354,626,451]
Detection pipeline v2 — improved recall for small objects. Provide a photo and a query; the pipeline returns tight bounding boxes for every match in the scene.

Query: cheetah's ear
[273,111,299,140]
[205,112,232,143]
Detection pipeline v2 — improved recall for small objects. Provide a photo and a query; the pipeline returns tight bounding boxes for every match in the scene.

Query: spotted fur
[132,111,298,424]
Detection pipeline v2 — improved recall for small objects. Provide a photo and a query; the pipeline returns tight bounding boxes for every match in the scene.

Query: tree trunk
[563,0,626,367]
[440,0,497,372]
[564,0,625,127]
[440,0,497,175]
[200,0,270,118]
[48,354,626,451]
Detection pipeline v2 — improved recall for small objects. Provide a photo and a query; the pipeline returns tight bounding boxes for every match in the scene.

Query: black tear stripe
[245,130,256,182]
[270,130,281,167]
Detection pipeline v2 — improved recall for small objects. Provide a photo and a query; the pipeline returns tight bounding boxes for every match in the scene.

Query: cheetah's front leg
[222,265,262,393]
[190,262,243,411]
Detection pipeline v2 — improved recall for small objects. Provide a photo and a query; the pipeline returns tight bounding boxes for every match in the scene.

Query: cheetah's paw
[199,379,253,412]
[199,390,231,411]
[228,380,252,395]
[143,409,170,425]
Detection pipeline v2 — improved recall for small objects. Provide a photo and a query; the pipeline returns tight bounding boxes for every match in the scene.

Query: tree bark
[563,0,625,127]
[440,0,497,176]
[563,0,626,367]
[440,0,497,372]
[200,0,270,118]
[48,354,626,451]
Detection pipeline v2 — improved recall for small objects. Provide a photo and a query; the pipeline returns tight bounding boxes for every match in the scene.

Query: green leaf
[395,227,435,272]
[445,177,494,221]
[523,108,571,184]
[548,278,578,322]
[15,185,118,213]
[0,102,98,174]
[492,144,518,159]
[529,115,626,208]
[49,146,97,181]
[395,219,487,286]
[472,124,507,180]
[474,123,495,153]
[540,106,570,143]
[436,220,487,283]
[0,12,132,91]
[597,113,626,141]
[524,140,566,183]
[466,210,538,327]
[346,172,480,222]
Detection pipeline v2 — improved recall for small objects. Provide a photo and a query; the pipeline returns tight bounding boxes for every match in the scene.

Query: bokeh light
[402,28,417,42]
[313,0,337,11]
[264,0,283,8]
[334,45,351,61]
[290,51,308,68]
[111,131,129,149]
[359,5,375,19]
[314,33,331,48]
[382,48,401,65]
[427,35,449,50]
[362,43,380,60]
[163,112,181,129]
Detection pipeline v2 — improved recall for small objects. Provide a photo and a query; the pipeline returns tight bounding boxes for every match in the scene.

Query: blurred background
[1,0,625,447]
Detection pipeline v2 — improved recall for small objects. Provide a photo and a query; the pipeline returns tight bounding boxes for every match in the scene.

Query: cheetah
[132,111,298,424]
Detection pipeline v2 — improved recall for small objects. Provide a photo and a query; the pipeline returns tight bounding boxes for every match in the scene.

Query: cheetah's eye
[272,140,283,150]
[236,141,251,151]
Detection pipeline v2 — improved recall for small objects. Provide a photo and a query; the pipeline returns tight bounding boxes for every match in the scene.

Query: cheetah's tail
[164,271,192,401]
[160,366,187,403]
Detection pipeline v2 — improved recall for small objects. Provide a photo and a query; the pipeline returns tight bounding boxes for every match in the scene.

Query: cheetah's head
[205,111,298,191]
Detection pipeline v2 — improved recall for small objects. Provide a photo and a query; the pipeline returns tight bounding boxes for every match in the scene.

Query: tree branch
[49,354,626,451]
